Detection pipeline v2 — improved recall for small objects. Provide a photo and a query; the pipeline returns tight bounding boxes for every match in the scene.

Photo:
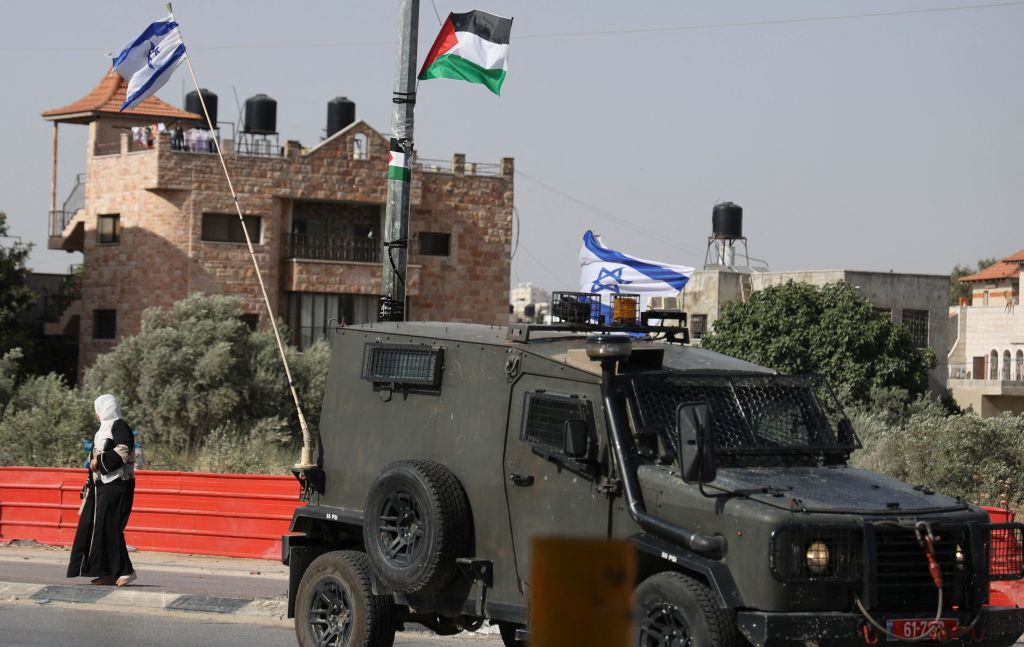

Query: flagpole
[379,0,419,322]
[166,3,316,469]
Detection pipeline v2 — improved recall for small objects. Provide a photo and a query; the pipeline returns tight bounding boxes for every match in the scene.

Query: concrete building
[42,72,513,374]
[947,250,1024,416]
[681,268,951,392]
[509,282,550,323]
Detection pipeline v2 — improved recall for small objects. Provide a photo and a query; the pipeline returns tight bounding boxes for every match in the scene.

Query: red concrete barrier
[0,467,302,560]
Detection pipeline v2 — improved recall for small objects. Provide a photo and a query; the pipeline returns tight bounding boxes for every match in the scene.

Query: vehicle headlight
[770,526,862,581]
[805,540,830,575]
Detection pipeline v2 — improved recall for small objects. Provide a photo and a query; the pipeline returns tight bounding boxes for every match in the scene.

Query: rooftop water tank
[712,201,743,240]
[243,94,277,134]
[184,89,217,126]
[326,97,356,137]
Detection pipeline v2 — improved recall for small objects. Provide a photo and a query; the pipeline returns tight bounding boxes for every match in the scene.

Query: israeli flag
[579,230,694,300]
[110,16,186,112]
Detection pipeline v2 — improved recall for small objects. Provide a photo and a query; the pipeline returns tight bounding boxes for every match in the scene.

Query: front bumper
[737,607,1024,647]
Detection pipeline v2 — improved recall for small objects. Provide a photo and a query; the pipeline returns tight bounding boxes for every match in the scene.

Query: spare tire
[363,459,470,595]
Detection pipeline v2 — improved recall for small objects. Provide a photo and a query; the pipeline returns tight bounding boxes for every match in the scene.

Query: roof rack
[507,314,689,344]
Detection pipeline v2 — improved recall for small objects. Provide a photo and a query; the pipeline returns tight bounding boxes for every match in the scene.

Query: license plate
[886,619,957,641]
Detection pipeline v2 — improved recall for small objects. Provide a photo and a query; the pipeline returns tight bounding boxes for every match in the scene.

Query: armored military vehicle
[284,316,1024,647]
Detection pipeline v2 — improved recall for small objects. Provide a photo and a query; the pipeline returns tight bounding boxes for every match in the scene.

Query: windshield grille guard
[628,373,858,456]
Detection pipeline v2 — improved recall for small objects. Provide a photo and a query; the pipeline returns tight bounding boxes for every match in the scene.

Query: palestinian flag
[418,10,512,96]
[388,138,410,182]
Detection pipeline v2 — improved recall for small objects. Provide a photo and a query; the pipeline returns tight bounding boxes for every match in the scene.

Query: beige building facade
[43,73,514,375]
[947,251,1024,416]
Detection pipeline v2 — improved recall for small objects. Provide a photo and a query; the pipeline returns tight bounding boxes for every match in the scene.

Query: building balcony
[948,363,1024,397]
[283,233,380,264]
[47,173,85,252]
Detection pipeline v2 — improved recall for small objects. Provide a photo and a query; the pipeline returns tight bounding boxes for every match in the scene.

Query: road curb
[0,580,287,620]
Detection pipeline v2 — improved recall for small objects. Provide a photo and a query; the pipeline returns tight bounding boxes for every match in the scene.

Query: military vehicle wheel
[498,622,526,647]
[634,572,738,647]
[363,460,470,595]
[295,550,396,647]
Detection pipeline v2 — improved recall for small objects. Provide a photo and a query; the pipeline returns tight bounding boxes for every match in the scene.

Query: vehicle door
[504,373,611,592]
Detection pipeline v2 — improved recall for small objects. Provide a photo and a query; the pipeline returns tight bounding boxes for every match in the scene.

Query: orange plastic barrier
[0,467,302,560]
[984,506,1024,608]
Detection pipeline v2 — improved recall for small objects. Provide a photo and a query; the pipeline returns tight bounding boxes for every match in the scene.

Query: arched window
[1003,350,1012,381]
[353,133,368,161]
[1016,350,1023,382]
[989,350,999,380]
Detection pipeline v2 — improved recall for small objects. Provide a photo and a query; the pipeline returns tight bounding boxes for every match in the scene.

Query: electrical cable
[7,1,1022,52]
[515,169,707,259]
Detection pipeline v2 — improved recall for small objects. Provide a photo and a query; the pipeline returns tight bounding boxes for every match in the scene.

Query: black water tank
[243,94,277,134]
[712,201,743,239]
[184,89,217,126]
[326,97,356,137]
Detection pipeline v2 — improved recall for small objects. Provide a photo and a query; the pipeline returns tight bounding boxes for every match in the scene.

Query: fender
[632,532,743,609]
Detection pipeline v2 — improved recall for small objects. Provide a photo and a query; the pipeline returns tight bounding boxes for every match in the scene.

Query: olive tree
[83,293,328,454]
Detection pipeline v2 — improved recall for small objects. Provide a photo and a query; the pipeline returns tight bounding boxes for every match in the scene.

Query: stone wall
[73,119,513,375]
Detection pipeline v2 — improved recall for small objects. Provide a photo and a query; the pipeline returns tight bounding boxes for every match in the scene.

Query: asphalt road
[0,601,504,647]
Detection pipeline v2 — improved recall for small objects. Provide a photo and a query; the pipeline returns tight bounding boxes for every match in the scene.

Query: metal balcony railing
[48,173,85,237]
[283,233,380,263]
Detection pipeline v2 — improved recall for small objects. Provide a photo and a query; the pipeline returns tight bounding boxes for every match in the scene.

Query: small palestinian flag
[388,138,410,182]
[418,10,512,96]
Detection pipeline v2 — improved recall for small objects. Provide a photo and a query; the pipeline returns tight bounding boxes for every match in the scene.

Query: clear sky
[1,0,1021,291]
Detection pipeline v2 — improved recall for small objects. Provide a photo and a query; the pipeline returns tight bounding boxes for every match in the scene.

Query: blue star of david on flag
[579,230,694,307]
[590,267,631,293]
[110,15,187,111]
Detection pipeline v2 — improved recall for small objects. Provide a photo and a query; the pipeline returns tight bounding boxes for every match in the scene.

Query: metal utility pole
[379,0,419,322]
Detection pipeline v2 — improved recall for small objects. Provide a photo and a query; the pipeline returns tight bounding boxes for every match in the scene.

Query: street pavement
[0,540,502,646]
[0,603,502,647]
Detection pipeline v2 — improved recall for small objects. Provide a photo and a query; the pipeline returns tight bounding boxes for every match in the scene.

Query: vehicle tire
[498,622,526,647]
[295,550,396,647]
[363,460,470,595]
[634,572,739,647]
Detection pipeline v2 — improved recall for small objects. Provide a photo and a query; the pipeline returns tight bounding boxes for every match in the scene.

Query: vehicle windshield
[627,373,856,464]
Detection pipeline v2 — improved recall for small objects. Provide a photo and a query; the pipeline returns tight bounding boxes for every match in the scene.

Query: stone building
[947,250,1024,416]
[42,72,514,375]
[509,282,550,323]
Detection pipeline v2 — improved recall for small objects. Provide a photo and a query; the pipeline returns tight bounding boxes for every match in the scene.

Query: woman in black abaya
[67,394,138,586]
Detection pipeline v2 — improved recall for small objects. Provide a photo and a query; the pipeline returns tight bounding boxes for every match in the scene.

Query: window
[990,350,999,380]
[98,214,120,244]
[900,309,929,348]
[240,313,259,331]
[353,133,368,160]
[522,392,591,451]
[419,232,450,257]
[287,292,377,350]
[201,213,261,243]
[690,314,707,340]
[361,343,444,388]
[1016,350,1023,382]
[93,309,116,339]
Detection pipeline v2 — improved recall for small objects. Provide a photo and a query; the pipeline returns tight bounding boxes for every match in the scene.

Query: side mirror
[677,402,716,484]
[564,419,589,459]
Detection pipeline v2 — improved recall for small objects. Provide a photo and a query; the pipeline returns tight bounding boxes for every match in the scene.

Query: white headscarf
[93,394,124,483]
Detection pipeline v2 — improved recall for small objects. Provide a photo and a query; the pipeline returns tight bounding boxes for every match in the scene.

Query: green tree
[0,212,34,357]
[82,293,328,457]
[0,349,94,467]
[949,257,999,305]
[702,281,935,407]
